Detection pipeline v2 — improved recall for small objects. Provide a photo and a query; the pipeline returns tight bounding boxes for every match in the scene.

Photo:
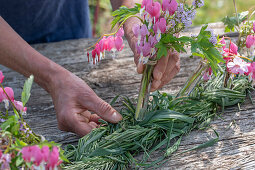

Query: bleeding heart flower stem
[0,82,40,142]
[86,15,144,51]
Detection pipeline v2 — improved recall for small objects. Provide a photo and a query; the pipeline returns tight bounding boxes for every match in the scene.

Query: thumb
[137,62,145,74]
[82,94,122,124]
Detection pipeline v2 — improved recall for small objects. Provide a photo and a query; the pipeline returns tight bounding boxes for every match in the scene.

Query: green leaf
[21,75,34,106]
[16,156,24,167]
[89,148,124,157]
[165,136,182,157]
[208,48,225,63]
[140,110,195,125]
[155,41,168,59]
[111,5,140,29]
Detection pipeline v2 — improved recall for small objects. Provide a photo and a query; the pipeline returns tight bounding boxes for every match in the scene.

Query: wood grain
[0,23,254,169]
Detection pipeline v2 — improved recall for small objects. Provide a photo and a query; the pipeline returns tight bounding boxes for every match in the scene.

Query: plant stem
[233,0,239,28]
[86,15,144,51]
[177,61,207,97]
[0,83,40,142]
[135,64,154,121]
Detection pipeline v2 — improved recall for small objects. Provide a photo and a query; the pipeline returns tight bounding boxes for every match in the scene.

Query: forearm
[0,17,65,93]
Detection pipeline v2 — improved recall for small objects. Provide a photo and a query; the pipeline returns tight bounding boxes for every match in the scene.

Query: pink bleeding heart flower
[98,37,108,52]
[0,87,14,102]
[146,1,161,21]
[253,21,255,32]
[94,44,101,62]
[91,49,97,65]
[247,62,255,82]
[246,35,255,48]
[41,146,50,162]
[114,36,124,51]
[223,42,238,56]
[0,71,4,84]
[116,27,124,37]
[203,67,212,81]
[21,146,34,162]
[47,147,60,169]
[14,100,27,113]
[153,18,167,34]
[148,35,158,47]
[32,146,43,166]
[142,0,152,8]
[141,41,152,57]
[106,36,115,51]
[227,57,249,75]
[162,0,178,16]
[230,42,238,55]
[133,24,149,38]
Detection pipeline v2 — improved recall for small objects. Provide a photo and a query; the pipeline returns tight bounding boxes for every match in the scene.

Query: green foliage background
[88,0,255,36]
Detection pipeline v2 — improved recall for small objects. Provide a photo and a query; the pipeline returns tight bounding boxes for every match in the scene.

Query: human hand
[49,69,122,137]
[124,18,180,91]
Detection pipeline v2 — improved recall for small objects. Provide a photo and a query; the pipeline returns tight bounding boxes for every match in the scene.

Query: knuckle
[99,102,112,114]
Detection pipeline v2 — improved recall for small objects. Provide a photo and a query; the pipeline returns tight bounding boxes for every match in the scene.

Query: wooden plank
[0,23,254,169]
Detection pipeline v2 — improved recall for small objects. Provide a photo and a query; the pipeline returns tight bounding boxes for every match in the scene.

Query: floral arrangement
[1,0,255,169]
[0,74,67,169]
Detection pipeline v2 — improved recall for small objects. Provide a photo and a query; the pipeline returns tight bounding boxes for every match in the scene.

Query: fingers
[80,93,122,124]
[151,52,180,91]
[151,54,169,90]
[157,53,180,90]
[137,62,145,74]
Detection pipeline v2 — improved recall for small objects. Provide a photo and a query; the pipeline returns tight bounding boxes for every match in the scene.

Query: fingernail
[155,72,162,80]
[112,112,122,122]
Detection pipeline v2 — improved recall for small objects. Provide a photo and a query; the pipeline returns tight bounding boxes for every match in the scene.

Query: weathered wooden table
[1,23,255,169]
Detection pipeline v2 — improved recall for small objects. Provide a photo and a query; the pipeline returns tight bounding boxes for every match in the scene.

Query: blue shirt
[0,0,92,44]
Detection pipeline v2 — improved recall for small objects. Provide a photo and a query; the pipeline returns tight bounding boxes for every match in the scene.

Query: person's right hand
[49,69,122,137]
[123,18,180,92]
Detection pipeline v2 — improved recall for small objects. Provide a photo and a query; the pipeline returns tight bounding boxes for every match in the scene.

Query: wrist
[33,55,69,94]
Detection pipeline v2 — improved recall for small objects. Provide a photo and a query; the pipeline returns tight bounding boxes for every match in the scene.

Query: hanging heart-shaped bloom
[98,37,108,52]
[41,146,50,162]
[47,147,61,169]
[148,35,158,47]
[253,21,255,32]
[246,35,255,48]
[146,1,161,21]
[0,87,14,102]
[142,0,152,8]
[230,42,238,55]
[227,57,249,75]
[14,100,27,113]
[153,18,167,34]
[114,36,124,51]
[162,0,178,16]
[141,41,152,57]
[106,36,115,51]
[247,62,255,82]
[0,71,4,83]
[116,27,124,37]
[203,67,212,81]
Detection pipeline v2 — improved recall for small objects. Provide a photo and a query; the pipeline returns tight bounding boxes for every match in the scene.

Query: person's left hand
[123,18,180,91]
